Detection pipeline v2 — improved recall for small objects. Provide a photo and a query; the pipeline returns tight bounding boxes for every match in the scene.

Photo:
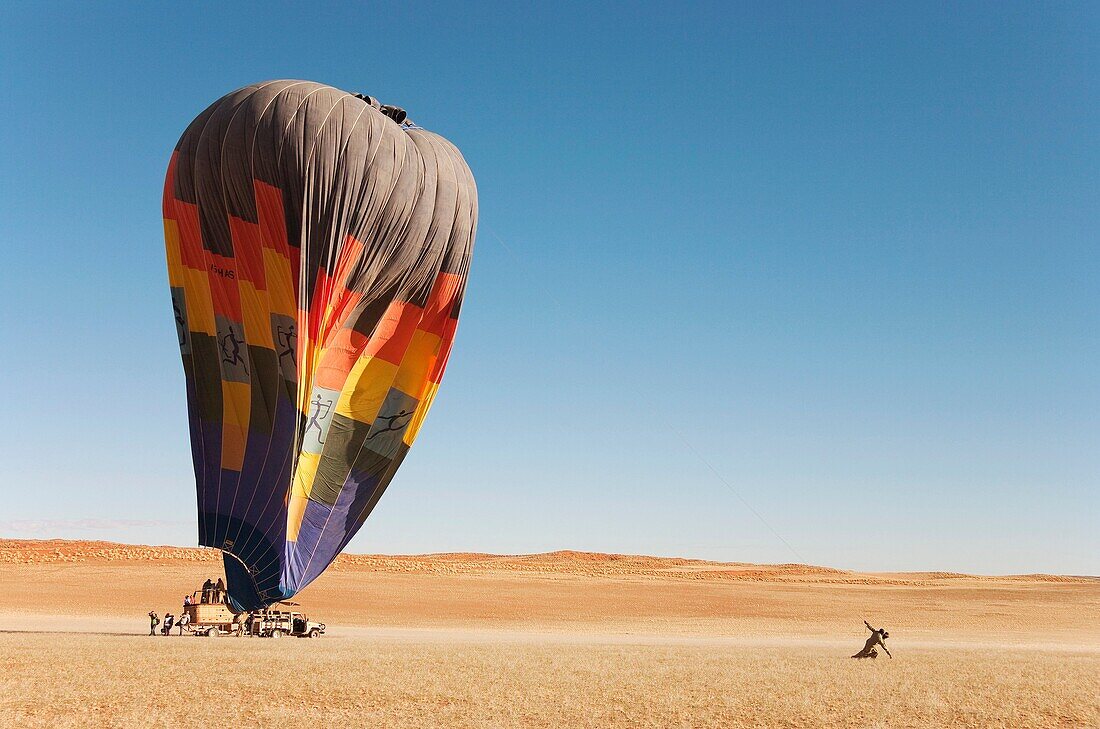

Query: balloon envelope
[163,80,477,610]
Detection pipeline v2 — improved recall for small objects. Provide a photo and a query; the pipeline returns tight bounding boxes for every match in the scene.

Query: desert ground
[1,540,1097,728]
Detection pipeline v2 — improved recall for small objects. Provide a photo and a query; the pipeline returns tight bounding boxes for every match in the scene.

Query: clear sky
[0,2,1096,574]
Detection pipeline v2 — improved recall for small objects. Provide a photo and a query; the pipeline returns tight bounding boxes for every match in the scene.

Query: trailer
[180,590,240,636]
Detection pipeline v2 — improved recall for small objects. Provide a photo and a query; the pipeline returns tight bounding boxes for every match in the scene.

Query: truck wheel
[206,628,218,637]
[271,629,283,639]
[308,628,320,639]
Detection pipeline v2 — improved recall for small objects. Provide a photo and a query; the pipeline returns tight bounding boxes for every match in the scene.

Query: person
[148,611,160,636]
[215,577,225,603]
[177,611,191,635]
[162,613,175,636]
[201,578,213,604]
[234,610,249,637]
[183,594,192,606]
[853,620,892,658]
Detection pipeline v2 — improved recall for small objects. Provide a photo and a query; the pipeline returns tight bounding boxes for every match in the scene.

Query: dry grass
[2,634,1097,728]
[1,540,1097,728]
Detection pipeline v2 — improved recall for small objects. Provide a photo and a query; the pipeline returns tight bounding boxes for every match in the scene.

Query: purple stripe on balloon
[300,469,383,587]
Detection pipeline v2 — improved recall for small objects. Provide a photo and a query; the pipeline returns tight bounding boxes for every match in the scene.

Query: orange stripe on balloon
[333,235,364,292]
[315,235,366,348]
[314,327,370,391]
[419,272,463,337]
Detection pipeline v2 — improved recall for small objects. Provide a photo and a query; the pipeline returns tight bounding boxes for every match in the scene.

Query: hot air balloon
[163,80,477,610]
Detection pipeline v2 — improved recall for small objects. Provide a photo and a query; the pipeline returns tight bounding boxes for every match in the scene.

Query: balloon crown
[353,93,408,124]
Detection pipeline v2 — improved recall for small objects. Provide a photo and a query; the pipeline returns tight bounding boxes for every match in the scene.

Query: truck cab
[250,609,326,638]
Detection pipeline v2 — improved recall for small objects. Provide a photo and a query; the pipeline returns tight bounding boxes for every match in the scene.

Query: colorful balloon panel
[163,80,477,610]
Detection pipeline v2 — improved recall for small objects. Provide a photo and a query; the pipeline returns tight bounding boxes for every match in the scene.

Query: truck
[249,609,326,638]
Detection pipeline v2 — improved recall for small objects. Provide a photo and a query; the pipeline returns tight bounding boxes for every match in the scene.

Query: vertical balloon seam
[289,120,421,585]
[268,88,350,569]
[227,83,323,577]
[219,86,280,564]
[328,136,477,559]
[168,95,228,552]
[165,156,208,545]
[285,87,342,479]
[231,84,342,577]
[221,83,308,577]
[213,89,270,554]
[243,95,408,586]
[225,88,374,574]
[196,89,250,554]
[318,141,448,563]
[232,110,328,584]
[280,96,390,585]
[296,175,440,583]
[195,83,292,579]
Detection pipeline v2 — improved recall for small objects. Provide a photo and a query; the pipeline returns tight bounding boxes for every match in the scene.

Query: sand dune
[3,539,1090,585]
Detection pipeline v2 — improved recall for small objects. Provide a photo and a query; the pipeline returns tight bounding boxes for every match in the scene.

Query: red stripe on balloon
[428,316,459,384]
[229,216,266,290]
[365,300,423,366]
[254,181,289,257]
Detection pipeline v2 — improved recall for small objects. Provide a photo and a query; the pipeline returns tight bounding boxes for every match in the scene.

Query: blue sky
[0,2,1096,574]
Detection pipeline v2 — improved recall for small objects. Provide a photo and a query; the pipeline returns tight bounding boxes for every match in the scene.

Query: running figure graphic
[220,325,248,372]
[173,302,187,346]
[368,409,415,440]
[276,324,297,365]
[305,394,333,445]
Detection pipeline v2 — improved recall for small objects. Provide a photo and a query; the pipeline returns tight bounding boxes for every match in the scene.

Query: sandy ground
[1,539,1097,727]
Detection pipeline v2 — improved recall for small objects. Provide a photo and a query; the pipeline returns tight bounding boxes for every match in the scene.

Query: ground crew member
[162,613,175,635]
[234,610,249,637]
[177,611,190,635]
[852,619,892,658]
[148,611,159,636]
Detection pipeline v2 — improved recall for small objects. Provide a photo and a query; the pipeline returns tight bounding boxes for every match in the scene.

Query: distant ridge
[1,538,1091,586]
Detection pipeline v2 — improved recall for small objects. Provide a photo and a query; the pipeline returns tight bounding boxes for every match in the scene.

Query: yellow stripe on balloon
[239,280,274,349]
[392,329,442,399]
[262,248,296,318]
[336,356,399,425]
[403,381,440,446]
[286,493,308,542]
[220,381,251,472]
